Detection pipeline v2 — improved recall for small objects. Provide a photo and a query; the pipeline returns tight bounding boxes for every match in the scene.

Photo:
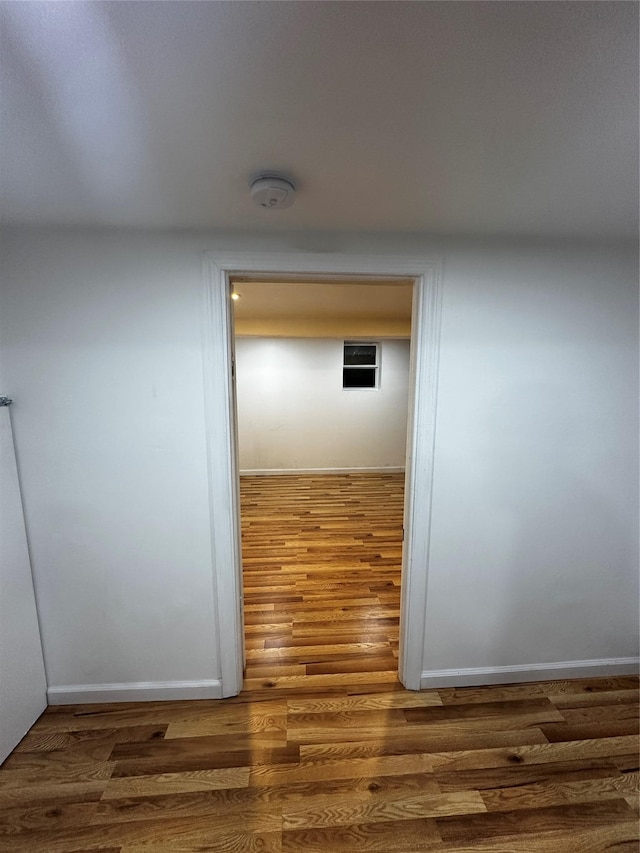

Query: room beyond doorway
[232,276,412,689]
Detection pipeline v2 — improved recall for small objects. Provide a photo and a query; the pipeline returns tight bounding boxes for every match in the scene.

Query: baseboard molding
[240,466,405,476]
[47,679,223,705]
[420,657,640,690]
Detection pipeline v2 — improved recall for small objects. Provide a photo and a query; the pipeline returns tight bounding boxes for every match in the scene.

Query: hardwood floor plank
[249,753,435,787]
[0,781,110,810]
[288,716,560,746]
[304,655,400,675]
[282,788,486,830]
[282,817,442,852]
[101,767,251,799]
[267,632,393,649]
[164,704,287,739]
[560,704,639,724]
[122,834,282,853]
[480,773,639,812]
[428,735,640,772]
[542,677,639,693]
[243,671,400,692]
[14,725,167,754]
[607,754,640,772]
[540,719,640,742]
[403,697,564,724]
[246,641,392,662]
[435,758,627,792]
[110,733,287,761]
[4,735,120,766]
[299,728,549,761]
[31,701,257,733]
[286,690,443,713]
[91,787,277,825]
[435,798,636,842]
[433,821,639,852]
[549,689,640,709]
[53,848,122,853]
[0,812,282,853]
[0,800,101,835]
[263,771,443,803]
[0,758,115,787]
[439,679,639,706]
[110,744,299,777]
[245,664,308,678]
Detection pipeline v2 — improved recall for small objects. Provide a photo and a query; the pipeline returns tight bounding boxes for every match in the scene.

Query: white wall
[235,337,410,471]
[0,229,220,699]
[0,226,637,700]
[422,242,639,679]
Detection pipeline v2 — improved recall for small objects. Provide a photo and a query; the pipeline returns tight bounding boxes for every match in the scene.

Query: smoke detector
[250,175,296,210]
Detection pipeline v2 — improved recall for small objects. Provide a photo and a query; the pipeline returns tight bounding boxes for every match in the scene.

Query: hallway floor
[0,676,637,850]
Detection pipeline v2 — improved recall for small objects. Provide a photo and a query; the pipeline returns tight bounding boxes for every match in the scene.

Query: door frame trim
[202,250,443,695]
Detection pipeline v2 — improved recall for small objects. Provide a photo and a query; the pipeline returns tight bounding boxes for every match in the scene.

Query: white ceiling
[1,1,637,239]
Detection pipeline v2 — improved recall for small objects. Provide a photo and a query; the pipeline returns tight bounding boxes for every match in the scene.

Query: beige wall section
[234,317,411,338]
[235,337,411,471]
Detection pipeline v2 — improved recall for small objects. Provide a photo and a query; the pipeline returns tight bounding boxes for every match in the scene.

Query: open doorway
[231,279,413,688]
[202,250,442,697]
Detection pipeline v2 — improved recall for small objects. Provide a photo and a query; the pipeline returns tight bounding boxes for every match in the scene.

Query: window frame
[342,340,380,390]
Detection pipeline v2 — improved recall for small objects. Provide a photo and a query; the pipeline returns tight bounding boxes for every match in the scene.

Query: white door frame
[202,250,442,696]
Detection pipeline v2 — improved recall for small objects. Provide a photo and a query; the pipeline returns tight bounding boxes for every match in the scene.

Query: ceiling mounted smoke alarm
[250,175,296,210]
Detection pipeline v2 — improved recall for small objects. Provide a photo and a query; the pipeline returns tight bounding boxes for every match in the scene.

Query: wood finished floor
[240,473,404,688]
[1,475,638,851]
[1,677,638,851]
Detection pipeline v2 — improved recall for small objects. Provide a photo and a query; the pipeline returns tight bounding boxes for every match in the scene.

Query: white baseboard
[47,679,223,705]
[240,466,405,476]
[420,657,640,690]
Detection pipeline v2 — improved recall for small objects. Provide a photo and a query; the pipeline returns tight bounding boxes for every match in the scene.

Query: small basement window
[343,342,379,389]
